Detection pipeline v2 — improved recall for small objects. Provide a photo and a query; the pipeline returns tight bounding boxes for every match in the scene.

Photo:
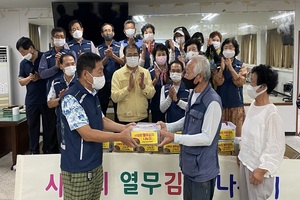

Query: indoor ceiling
[1,0,295,39]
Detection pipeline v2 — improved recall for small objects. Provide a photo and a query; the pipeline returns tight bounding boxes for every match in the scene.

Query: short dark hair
[123,44,140,56]
[173,26,191,42]
[251,64,279,94]
[209,31,222,41]
[68,20,83,31]
[168,60,184,78]
[77,52,102,77]
[59,53,75,65]
[101,23,114,32]
[220,37,240,57]
[16,37,35,50]
[51,27,66,37]
[141,23,155,35]
[124,20,135,28]
[184,38,201,53]
[152,43,169,64]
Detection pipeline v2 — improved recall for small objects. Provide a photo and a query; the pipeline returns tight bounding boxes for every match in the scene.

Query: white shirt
[166,92,222,146]
[238,101,285,176]
[47,75,76,101]
[159,84,188,113]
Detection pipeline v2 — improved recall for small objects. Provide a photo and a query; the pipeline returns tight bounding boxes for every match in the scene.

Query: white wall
[0,1,298,133]
[0,8,52,106]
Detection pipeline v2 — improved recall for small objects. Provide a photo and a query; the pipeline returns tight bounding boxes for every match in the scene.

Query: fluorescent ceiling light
[189,25,199,30]
[270,12,294,20]
[201,13,219,21]
[239,25,252,29]
[221,32,228,35]
[133,15,145,22]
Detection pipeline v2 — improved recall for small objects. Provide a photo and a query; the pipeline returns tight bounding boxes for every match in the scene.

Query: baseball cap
[174,28,184,36]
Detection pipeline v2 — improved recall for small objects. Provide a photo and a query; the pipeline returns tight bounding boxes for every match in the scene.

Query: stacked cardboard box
[218,122,236,155]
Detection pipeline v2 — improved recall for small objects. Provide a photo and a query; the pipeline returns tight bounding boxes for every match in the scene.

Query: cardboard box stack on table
[163,131,181,154]
[218,122,236,155]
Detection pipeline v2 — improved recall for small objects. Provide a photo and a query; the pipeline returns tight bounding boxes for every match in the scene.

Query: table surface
[0,113,27,126]
[285,136,300,154]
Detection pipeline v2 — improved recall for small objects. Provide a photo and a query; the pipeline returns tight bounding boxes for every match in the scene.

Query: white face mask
[64,65,76,77]
[143,33,154,42]
[175,37,185,44]
[247,85,267,99]
[186,51,199,60]
[170,72,182,83]
[23,53,32,61]
[125,28,135,38]
[88,72,105,90]
[223,49,235,58]
[72,30,83,39]
[53,38,66,47]
[126,56,139,68]
[212,41,221,49]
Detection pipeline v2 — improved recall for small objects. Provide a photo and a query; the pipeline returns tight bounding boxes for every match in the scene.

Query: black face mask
[104,34,113,41]
[182,77,198,89]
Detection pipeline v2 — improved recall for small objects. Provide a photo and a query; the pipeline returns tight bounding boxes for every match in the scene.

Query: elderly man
[158,55,222,200]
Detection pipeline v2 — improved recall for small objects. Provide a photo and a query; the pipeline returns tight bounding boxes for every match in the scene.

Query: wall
[0,8,52,106]
[0,1,298,133]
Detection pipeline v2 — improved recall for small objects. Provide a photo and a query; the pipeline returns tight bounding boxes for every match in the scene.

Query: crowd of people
[16,19,285,200]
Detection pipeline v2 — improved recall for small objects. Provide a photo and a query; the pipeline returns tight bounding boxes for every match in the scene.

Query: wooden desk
[0,113,28,168]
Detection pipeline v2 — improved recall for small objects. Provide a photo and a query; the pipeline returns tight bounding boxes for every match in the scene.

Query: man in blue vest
[16,37,48,154]
[59,52,137,200]
[67,20,99,57]
[38,27,77,153]
[158,55,222,200]
[97,23,124,120]
[47,53,77,150]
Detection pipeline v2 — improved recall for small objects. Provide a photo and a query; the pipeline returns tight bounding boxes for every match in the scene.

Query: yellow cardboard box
[113,141,134,152]
[220,122,236,140]
[136,145,159,153]
[163,131,181,154]
[103,142,110,149]
[218,140,234,152]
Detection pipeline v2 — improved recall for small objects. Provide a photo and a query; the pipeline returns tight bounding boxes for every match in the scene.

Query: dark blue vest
[98,40,121,82]
[164,82,189,123]
[43,48,76,92]
[68,38,94,55]
[53,74,77,123]
[60,81,103,172]
[216,58,244,108]
[181,83,222,182]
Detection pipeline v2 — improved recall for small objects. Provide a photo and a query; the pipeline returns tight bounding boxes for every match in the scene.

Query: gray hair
[192,55,211,82]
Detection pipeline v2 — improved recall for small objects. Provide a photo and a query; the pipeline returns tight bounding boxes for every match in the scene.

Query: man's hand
[138,72,145,90]
[156,121,167,132]
[128,72,135,91]
[55,52,62,68]
[58,89,66,99]
[158,129,175,147]
[250,168,268,185]
[119,126,138,148]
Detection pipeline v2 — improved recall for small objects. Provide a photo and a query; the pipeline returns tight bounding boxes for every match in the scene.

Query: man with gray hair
[158,55,222,200]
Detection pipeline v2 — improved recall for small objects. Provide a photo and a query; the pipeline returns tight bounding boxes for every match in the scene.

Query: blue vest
[120,38,143,49]
[53,74,77,124]
[164,82,189,123]
[181,83,222,182]
[98,40,121,82]
[43,48,77,92]
[60,81,103,172]
[68,38,94,55]
[216,58,244,108]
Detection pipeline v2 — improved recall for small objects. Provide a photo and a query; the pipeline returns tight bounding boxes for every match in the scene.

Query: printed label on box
[113,141,134,152]
[131,131,158,145]
[218,140,234,152]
